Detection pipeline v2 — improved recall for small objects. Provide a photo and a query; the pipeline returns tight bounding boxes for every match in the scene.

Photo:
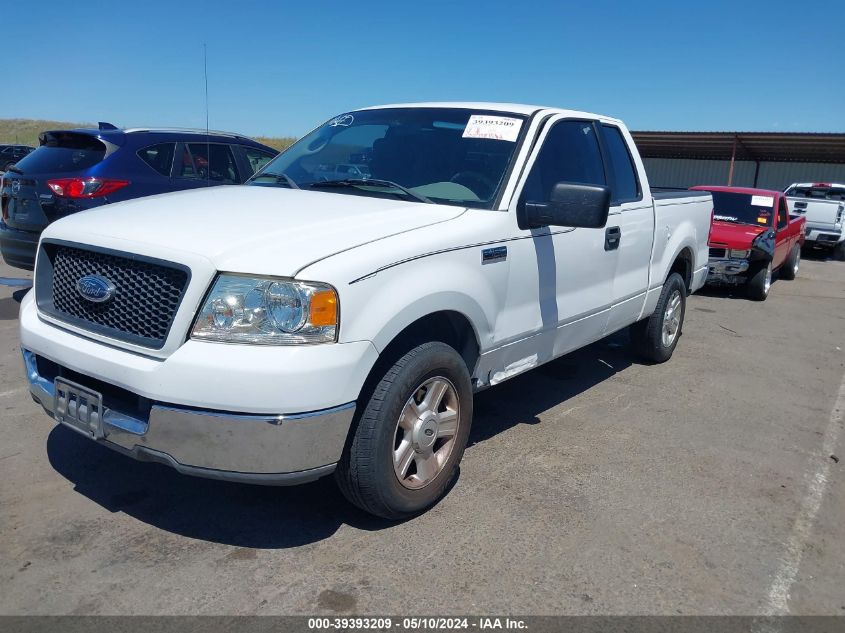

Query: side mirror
[521,183,611,230]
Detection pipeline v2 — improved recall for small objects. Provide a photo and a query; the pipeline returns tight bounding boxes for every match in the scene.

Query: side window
[243,147,276,175]
[178,146,198,179]
[179,143,239,183]
[601,125,641,203]
[521,120,605,204]
[137,143,175,177]
[778,198,789,229]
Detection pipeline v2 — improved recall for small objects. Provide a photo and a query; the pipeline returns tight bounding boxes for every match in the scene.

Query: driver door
[773,197,791,267]
[496,116,616,371]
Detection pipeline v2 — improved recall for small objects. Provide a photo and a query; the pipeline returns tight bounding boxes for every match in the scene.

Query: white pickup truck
[20,103,711,518]
[784,182,845,260]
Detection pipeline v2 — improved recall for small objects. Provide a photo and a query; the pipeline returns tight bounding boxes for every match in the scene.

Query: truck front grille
[35,242,190,349]
[709,247,727,259]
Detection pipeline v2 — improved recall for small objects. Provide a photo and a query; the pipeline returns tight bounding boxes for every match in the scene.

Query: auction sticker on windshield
[463,115,523,142]
[750,195,774,207]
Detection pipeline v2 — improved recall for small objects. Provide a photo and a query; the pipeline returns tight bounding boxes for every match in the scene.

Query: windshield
[785,185,845,201]
[250,108,527,208]
[709,191,776,227]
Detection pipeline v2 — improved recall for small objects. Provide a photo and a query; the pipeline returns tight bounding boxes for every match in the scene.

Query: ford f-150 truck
[691,186,805,301]
[784,182,845,260]
[20,103,711,518]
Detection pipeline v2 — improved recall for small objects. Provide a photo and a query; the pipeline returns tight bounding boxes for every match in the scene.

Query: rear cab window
[15,132,107,173]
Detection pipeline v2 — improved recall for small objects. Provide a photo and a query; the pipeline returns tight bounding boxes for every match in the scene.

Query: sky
[4,0,843,138]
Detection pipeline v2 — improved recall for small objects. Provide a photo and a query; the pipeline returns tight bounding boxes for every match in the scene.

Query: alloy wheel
[661,290,683,348]
[392,376,460,490]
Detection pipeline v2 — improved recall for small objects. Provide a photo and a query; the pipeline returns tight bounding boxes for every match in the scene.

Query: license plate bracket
[54,377,104,439]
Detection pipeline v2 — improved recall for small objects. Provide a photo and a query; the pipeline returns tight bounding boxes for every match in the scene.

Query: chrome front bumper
[23,349,355,485]
[707,258,749,285]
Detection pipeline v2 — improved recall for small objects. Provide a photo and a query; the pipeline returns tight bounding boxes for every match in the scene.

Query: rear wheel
[631,272,686,363]
[747,260,772,301]
[335,341,473,519]
[780,245,800,280]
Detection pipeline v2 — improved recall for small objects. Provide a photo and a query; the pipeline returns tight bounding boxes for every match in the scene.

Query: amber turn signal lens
[310,289,338,327]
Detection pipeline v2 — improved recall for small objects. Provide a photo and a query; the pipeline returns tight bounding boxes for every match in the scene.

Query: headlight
[729,249,750,259]
[191,274,338,344]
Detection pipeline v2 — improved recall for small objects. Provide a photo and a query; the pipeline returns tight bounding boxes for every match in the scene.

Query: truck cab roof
[362,102,625,126]
[691,185,783,198]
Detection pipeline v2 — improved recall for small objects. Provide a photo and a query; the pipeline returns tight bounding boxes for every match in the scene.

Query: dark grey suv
[1,144,35,171]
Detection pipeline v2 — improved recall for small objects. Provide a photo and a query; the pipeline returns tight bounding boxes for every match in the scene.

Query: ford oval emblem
[76,275,115,303]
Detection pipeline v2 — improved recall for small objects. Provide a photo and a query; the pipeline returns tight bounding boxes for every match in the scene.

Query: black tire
[746,260,772,301]
[630,272,686,363]
[780,245,800,280]
[335,341,473,519]
[833,241,845,262]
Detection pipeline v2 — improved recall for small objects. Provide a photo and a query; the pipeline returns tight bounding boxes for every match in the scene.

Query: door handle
[605,226,621,251]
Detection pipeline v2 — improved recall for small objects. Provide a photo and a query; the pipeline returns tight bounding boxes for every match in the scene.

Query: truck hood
[708,221,768,249]
[42,186,466,276]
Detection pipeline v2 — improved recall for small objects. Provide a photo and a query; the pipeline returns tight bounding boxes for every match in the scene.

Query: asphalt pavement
[1,254,843,615]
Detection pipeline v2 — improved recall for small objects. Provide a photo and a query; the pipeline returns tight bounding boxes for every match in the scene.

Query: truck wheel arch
[350,309,482,427]
[668,247,694,294]
[371,310,481,378]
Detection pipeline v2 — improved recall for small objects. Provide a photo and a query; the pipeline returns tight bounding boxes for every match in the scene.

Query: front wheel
[630,272,687,363]
[780,245,800,280]
[833,241,845,262]
[747,260,772,301]
[335,341,473,519]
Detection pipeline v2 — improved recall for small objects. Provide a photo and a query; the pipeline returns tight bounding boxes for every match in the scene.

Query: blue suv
[0,123,278,270]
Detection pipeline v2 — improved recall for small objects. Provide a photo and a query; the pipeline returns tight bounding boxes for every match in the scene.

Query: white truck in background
[20,103,711,518]
[784,182,845,260]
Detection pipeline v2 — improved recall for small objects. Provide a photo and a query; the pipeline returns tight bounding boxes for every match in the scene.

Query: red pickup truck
[690,186,806,301]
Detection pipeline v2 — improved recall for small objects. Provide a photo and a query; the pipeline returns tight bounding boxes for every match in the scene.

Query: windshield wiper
[308,179,432,204]
[249,172,300,189]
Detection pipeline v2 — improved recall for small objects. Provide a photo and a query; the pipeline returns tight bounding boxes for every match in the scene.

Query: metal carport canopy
[631,131,845,164]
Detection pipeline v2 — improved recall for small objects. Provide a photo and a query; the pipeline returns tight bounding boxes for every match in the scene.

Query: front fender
[335,251,505,354]
[751,229,776,260]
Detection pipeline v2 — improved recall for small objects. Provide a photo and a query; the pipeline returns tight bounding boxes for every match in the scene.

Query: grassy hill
[0,118,296,151]
[253,135,296,151]
[0,118,93,147]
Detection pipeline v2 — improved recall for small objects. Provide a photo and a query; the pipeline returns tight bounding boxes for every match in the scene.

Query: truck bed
[651,189,713,200]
